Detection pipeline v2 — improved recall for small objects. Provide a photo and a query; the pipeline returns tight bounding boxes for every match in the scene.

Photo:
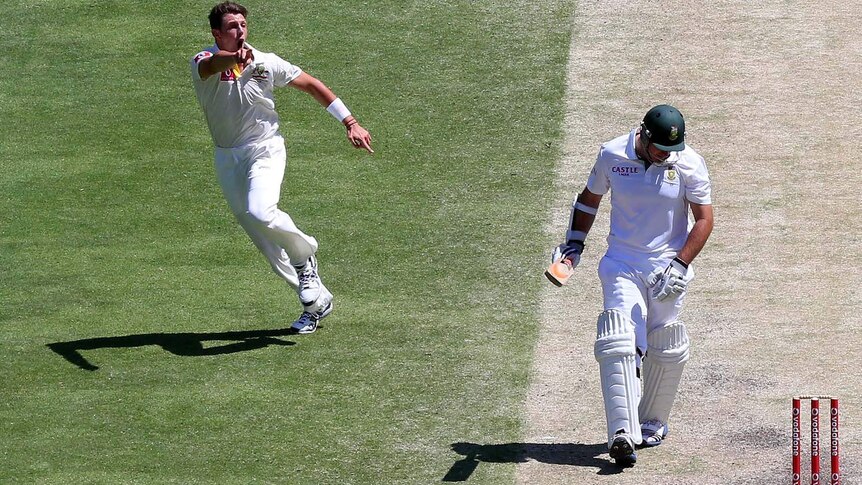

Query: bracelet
[326,98,351,122]
[672,256,689,268]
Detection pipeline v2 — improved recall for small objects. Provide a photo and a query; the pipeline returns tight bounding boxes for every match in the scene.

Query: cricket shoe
[294,255,322,306]
[638,419,669,449]
[291,287,333,335]
[608,431,637,467]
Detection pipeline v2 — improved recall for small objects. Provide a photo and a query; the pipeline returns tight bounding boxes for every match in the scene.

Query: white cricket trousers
[597,254,694,358]
[214,135,318,291]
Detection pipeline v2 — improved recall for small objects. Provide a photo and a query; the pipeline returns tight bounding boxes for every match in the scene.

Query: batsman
[551,105,713,465]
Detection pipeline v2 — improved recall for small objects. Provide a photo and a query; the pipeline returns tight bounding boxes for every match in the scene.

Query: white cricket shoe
[639,419,669,448]
[294,255,322,306]
[290,286,333,335]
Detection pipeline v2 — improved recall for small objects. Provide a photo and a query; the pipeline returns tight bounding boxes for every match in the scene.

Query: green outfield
[1,1,575,483]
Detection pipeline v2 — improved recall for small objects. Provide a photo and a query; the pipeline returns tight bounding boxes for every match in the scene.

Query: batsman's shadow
[443,441,622,481]
[47,327,298,371]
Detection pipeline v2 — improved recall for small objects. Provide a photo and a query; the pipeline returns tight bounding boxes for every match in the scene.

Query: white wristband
[326,98,351,122]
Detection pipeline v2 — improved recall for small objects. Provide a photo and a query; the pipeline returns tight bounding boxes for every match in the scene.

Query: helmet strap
[637,126,676,167]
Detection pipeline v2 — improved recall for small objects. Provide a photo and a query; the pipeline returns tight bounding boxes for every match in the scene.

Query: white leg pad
[594,309,642,446]
[638,321,690,425]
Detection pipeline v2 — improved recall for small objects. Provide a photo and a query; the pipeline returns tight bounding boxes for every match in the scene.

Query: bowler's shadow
[47,327,297,371]
[444,441,621,481]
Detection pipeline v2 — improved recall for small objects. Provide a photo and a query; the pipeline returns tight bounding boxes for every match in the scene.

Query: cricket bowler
[190,2,373,334]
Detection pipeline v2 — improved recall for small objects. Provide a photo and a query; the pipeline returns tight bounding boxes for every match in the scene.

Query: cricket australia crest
[252,63,268,81]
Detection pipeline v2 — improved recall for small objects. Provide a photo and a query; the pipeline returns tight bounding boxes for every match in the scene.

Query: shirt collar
[625,129,639,160]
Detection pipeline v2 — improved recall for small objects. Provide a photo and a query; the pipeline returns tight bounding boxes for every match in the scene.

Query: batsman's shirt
[190,44,302,148]
[586,129,711,260]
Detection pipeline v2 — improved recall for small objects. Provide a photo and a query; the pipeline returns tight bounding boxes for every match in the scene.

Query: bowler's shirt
[190,44,302,148]
[586,129,712,259]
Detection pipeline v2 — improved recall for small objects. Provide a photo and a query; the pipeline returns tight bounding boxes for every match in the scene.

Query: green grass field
[1,1,575,482]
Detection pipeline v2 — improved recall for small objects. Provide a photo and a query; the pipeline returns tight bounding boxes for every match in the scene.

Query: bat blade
[544,259,573,287]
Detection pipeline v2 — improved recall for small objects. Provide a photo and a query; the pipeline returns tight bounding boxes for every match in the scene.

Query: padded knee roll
[594,309,642,446]
[638,321,690,425]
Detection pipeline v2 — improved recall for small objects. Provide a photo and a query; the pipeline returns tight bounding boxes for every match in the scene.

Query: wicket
[792,396,839,485]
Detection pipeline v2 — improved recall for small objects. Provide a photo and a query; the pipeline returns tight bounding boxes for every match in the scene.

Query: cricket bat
[544,257,574,287]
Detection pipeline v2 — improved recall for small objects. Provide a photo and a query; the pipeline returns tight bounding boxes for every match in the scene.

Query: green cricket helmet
[641,104,686,151]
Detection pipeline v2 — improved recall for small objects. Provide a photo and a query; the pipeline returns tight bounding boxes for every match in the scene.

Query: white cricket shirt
[190,44,302,148]
[586,129,711,259]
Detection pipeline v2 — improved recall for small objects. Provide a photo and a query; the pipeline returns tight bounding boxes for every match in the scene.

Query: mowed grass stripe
[1,1,574,483]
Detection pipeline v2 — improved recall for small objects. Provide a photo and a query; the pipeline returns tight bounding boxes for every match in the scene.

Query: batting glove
[648,257,688,301]
[552,240,584,269]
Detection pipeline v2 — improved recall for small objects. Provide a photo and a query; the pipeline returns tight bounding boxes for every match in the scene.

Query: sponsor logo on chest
[612,166,640,176]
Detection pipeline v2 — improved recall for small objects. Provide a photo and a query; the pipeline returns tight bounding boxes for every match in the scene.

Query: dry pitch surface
[520,1,862,484]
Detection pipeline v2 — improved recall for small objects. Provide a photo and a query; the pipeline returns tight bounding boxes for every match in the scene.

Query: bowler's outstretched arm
[290,73,374,153]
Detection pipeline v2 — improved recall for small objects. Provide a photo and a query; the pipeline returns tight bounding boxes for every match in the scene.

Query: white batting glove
[648,257,688,301]
[552,241,584,269]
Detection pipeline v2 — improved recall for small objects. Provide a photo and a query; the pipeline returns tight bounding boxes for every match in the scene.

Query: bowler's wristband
[326,98,351,122]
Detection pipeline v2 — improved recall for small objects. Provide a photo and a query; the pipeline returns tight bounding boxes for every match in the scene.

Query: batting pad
[638,321,690,426]
[594,309,642,447]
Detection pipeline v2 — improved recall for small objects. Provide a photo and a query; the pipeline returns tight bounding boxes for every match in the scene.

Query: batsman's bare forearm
[676,202,714,264]
[570,207,597,237]
[567,188,603,242]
